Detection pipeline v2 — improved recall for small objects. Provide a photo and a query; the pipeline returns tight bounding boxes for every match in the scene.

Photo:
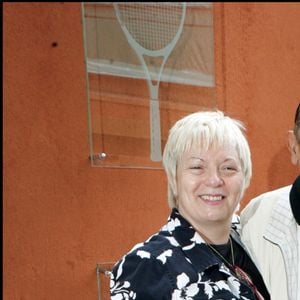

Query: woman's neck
[177,207,232,244]
[191,219,231,244]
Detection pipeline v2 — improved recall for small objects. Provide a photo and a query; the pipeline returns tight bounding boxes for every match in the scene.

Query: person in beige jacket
[240,103,300,300]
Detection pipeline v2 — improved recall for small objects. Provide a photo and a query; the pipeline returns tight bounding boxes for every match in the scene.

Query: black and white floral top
[110,209,266,299]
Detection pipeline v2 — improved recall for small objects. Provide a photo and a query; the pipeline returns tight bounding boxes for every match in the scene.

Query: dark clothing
[212,236,270,299]
[290,175,300,225]
[110,209,270,299]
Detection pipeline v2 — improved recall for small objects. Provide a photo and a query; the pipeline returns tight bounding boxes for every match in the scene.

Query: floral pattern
[110,209,258,299]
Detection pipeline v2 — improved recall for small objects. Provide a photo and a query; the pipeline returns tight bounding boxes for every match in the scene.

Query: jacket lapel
[166,209,226,274]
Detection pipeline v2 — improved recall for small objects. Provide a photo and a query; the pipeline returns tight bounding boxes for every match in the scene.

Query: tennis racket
[114,2,186,161]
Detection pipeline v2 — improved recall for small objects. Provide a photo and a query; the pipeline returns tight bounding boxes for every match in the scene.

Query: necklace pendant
[232,265,244,281]
[232,265,249,281]
[231,265,265,300]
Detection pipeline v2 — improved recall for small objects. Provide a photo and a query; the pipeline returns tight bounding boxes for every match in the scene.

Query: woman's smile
[200,194,225,203]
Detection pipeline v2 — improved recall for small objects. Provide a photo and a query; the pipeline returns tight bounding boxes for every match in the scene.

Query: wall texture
[4,2,300,299]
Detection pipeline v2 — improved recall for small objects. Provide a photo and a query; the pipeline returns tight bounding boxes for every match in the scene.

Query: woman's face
[176,143,244,231]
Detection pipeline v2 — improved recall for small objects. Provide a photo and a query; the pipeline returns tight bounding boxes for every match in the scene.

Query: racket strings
[117,3,185,51]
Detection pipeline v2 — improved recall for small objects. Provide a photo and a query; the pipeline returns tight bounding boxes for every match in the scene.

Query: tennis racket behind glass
[114,2,186,161]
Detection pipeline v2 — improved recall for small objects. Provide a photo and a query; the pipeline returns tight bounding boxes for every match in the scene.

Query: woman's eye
[222,166,238,172]
[190,165,203,170]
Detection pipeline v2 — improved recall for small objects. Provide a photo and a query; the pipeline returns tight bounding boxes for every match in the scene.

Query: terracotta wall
[3,2,300,299]
[218,3,299,197]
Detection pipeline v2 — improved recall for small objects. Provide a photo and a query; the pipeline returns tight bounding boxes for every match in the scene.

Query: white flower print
[116,257,126,280]
[227,276,241,298]
[166,236,180,247]
[167,217,181,231]
[110,277,137,300]
[157,249,172,264]
[185,283,199,297]
[191,232,205,245]
[182,232,206,251]
[172,273,199,299]
[177,273,190,289]
[214,280,232,293]
[182,243,195,251]
[136,250,150,259]
[204,282,214,299]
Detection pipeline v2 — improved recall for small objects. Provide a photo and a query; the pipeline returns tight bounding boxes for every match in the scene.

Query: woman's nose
[204,170,224,187]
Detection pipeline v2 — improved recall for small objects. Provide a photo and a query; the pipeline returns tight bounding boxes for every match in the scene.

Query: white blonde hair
[162,110,252,208]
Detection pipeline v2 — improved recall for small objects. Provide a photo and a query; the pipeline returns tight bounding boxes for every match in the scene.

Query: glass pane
[82,2,216,168]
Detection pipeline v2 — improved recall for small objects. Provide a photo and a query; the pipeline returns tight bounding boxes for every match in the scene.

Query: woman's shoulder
[110,230,180,299]
[122,229,180,263]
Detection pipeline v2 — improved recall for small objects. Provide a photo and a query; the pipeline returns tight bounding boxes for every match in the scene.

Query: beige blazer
[240,185,298,300]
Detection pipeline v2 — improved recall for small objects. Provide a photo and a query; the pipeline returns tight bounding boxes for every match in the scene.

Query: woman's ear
[288,130,299,165]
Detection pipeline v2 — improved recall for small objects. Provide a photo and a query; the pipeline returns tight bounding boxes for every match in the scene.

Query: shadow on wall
[268,145,297,190]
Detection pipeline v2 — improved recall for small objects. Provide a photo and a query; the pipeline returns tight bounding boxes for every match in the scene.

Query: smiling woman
[110,110,270,300]
[175,144,244,242]
[163,111,252,217]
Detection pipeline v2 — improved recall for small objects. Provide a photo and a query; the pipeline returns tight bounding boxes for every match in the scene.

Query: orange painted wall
[218,2,299,198]
[3,2,300,299]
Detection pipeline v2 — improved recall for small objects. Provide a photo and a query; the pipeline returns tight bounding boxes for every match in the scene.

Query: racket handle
[150,99,162,161]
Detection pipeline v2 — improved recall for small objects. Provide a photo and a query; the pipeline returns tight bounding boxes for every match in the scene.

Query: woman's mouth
[200,195,224,202]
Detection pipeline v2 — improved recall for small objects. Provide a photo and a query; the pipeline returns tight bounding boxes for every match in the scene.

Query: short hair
[294,103,300,143]
[162,110,252,209]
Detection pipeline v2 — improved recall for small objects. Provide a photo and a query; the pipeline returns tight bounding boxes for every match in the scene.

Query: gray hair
[162,110,252,209]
